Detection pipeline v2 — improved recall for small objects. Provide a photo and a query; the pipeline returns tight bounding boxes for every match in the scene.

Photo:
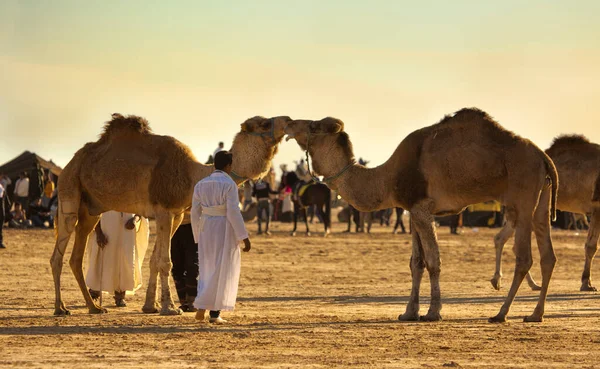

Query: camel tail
[542,152,559,221]
[593,173,600,204]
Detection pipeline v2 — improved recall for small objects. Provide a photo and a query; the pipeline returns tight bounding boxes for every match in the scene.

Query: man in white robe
[192,151,251,324]
[86,211,149,307]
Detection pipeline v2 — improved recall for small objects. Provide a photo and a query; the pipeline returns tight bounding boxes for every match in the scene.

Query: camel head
[285,117,354,176]
[230,115,292,183]
[285,117,344,150]
[240,115,292,145]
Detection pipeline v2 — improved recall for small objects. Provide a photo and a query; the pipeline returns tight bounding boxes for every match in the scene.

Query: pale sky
[1,1,599,175]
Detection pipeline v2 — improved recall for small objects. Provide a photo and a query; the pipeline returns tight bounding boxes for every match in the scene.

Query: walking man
[191,151,251,324]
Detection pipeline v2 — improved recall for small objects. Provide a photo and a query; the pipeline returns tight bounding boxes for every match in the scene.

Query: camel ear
[241,116,264,133]
[317,117,344,134]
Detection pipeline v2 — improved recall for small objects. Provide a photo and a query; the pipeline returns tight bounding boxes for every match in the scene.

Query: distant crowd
[0,170,57,249]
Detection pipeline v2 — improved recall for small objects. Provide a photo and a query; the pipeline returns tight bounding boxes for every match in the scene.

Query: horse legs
[303,207,311,236]
[291,202,298,237]
[581,210,600,291]
[526,185,556,322]
[68,203,103,314]
[51,200,78,316]
[399,221,426,321]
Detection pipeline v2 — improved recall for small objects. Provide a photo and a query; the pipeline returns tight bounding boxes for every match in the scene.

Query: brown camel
[50,114,291,316]
[285,108,558,323]
[492,135,600,292]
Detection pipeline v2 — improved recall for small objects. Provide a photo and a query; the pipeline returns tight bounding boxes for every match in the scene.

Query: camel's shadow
[239,292,600,305]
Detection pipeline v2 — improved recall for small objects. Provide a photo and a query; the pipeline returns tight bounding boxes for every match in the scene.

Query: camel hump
[549,134,590,150]
[436,107,495,126]
[100,113,152,139]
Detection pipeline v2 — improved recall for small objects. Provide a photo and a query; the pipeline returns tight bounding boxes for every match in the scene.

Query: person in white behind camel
[191,151,251,324]
[86,211,149,307]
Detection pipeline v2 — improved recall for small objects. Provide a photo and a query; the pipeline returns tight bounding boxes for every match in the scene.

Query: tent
[0,151,62,202]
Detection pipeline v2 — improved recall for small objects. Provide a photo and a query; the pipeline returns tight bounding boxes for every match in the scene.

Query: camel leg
[489,206,534,323]
[142,240,160,313]
[50,201,78,316]
[399,223,425,321]
[409,204,443,322]
[526,186,556,322]
[156,213,182,316]
[68,205,104,314]
[142,221,161,313]
[491,222,514,290]
[581,210,600,291]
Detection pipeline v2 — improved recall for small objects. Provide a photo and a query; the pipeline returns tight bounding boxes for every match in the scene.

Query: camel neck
[322,160,396,212]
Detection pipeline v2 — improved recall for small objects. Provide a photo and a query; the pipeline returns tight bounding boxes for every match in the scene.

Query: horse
[285,171,331,237]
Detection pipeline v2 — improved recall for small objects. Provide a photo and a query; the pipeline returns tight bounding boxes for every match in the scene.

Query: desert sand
[1,218,599,368]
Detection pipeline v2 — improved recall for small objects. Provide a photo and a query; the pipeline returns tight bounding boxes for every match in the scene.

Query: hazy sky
[1,1,599,174]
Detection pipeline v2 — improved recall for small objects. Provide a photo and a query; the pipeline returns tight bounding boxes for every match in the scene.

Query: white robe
[86,211,149,293]
[191,171,249,311]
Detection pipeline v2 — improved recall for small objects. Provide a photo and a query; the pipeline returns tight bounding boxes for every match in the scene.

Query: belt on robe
[198,204,227,233]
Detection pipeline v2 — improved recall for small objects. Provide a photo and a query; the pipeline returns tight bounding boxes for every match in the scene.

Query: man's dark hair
[214,151,233,171]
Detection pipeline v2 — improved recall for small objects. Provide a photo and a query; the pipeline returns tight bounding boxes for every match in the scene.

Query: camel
[492,135,600,292]
[285,108,558,323]
[50,114,291,316]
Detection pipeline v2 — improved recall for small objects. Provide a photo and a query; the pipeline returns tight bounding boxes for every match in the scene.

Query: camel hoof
[420,312,442,322]
[580,284,597,292]
[488,314,507,323]
[53,308,71,316]
[142,304,159,314]
[306,232,311,237]
[523,315,543,323]
[89,306,108,314]
[160,307,183,316]
[529,284,542,292]
[490,277,501,291]
[291,232,296,237]
[398,312,420,322]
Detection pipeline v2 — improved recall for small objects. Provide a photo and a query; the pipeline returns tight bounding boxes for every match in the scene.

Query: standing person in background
[0,180,5,249]
[42,173,55,208]
[448,213,461,235]
[191,151,251,324]
[86,211,149,307]
[213,141,225,158]
[170,211,199,312]
[393,208,407,234]
[13,172,30,210]
[252,178,278,235]
[0,173,11,192]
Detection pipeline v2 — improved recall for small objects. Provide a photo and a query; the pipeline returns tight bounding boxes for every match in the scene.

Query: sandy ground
[1,216,600,368]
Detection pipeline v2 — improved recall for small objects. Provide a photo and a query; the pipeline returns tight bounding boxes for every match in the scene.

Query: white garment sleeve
[190,185,203,243]
[226,182,248,242]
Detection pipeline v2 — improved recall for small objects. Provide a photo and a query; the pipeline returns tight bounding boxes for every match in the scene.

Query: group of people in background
[0,170,57,249]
